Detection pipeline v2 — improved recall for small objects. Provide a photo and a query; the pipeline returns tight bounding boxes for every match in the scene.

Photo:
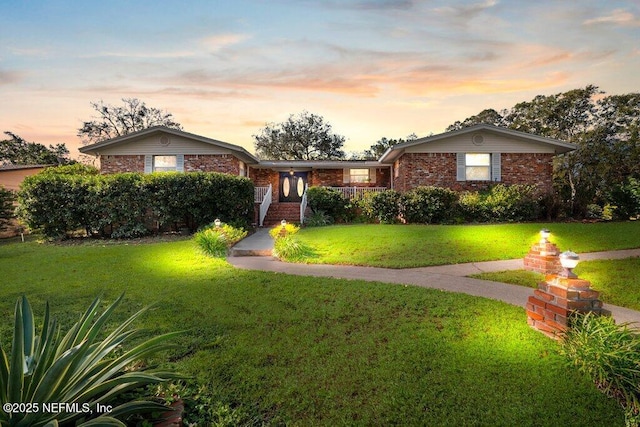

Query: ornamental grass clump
[194,222,248,258]
[560,312,640,426]
[269,223,314,261]
[0,294,181,427]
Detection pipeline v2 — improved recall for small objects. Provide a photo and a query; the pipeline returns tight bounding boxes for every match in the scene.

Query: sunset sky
[1,0,639,159]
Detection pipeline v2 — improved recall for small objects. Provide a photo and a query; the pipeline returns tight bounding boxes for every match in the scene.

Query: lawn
[0,238,625,425]
[472,257,640,311]
[295,221,640,268]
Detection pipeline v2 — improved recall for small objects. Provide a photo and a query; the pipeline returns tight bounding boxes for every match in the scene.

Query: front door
[279,172,308,202]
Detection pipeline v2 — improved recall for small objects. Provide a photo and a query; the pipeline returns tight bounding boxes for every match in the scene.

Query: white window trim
[343,168,376,184]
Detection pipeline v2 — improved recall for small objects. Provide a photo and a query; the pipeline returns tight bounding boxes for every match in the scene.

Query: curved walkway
[228,231,640,325]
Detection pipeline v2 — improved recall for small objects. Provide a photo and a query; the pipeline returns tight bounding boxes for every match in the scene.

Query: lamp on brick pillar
[524,228,561,274]
[559,250,579,279]
[526,250,608,339]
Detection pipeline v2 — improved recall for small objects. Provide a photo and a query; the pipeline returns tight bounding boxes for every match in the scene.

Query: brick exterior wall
[184,154,239,174]
[99,154,240,175]
[394,152,554,193]
[100,155,145,174]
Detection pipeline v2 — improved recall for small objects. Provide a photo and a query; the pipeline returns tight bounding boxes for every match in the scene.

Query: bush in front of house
[560,312,640,427]
[400,186,458,224]
[482,184,541,222]
[0,185,15,231]
[306,186,347,223]
[18,171,254,239]
[194,222,248,257]
[456,184,543,223]
[357,190,401,223]
[18,172,97,239]
[607,177,640,220]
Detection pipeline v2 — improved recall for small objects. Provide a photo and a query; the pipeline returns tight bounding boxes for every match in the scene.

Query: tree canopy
[446,85,640,216]
[361,134,417,160]
[253,111,346,160]
[0,132,71,166]
[77,98,182,145]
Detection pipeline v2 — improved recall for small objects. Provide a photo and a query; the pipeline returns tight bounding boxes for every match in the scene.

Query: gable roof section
[378,123,577,163]
[79,126,259,164]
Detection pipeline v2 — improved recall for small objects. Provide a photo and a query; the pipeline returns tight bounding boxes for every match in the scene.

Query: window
[465,153,491,180]
[457,153,500,182]
[349,168,371,183]
[153,155,177,172]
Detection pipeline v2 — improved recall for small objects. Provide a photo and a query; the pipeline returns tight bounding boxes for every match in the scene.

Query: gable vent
[159,135,170,146]
[472,134,484,146]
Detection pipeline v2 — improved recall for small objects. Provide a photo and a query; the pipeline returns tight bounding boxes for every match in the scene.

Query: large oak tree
[253,111,346,160]
[77,98,182,145]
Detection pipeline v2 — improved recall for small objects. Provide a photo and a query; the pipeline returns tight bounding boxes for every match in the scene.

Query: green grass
[0,239,625,425]
[296,222,640,268]
[473,258,640,311]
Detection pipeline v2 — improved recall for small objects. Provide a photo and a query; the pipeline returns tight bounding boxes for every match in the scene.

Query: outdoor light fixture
[281,219,287,228]
[289,168,295,176]
[559,250,580,278]
[214,218,221,228]
[540,228,551,244]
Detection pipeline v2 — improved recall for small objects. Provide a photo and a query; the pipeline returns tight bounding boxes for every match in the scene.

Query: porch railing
[300,184,308,224]
[258,184,272,227]
[326,186,388,200]
[254,186,271,203]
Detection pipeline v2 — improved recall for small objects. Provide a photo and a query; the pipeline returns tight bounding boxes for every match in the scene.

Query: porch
[254,185,388,226]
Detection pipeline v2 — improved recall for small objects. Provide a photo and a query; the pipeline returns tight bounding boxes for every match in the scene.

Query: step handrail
[300,183,308,224]
[259,184,272,227]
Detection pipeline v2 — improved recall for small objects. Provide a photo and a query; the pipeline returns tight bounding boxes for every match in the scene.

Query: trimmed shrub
[40,163,100,176]
[18,173,97,239]
[358,190,401,224]
[483,184,540,222]
[457,191,490,223]
[561,312,640,426]
[0,185,15,231]
[400,186,458,224]
[18,171,254,239]
[194,222,248,257]
[306,186,347,222]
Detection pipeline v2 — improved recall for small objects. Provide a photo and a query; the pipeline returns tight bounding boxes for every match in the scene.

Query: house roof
[78,126,260,164]
[254,160,386,170]
[378,123,577,163]
[0,164,53,171]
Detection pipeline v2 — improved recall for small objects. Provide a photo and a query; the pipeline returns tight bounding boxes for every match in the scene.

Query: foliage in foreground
[0,239,626,425]
[194,222,248,258]
[561,313,640,426]
[0,294,180,427]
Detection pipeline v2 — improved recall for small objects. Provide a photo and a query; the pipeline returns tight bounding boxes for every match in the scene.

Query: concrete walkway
[228,231,640,325]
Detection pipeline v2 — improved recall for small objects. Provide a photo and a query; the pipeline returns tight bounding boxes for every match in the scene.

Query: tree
[446,85,640,217]
[77,98,182,145]
[361,134,418,160]
[253,111,346,160]
[0,132,70,166]
[0,185,14,231]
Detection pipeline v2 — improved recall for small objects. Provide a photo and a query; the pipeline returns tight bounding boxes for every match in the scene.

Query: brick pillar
[524,241,562,274]
[526,275,607,339]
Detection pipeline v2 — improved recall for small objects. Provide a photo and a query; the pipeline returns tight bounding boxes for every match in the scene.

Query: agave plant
[0,294,181,427]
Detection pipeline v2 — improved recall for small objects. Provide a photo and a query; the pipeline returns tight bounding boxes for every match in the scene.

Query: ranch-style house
[79,123,576,226]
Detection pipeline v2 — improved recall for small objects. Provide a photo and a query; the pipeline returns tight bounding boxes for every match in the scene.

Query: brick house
[79,124,575,225]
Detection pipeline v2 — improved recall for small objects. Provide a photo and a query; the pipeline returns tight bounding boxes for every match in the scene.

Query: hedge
[18,171,254,239]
